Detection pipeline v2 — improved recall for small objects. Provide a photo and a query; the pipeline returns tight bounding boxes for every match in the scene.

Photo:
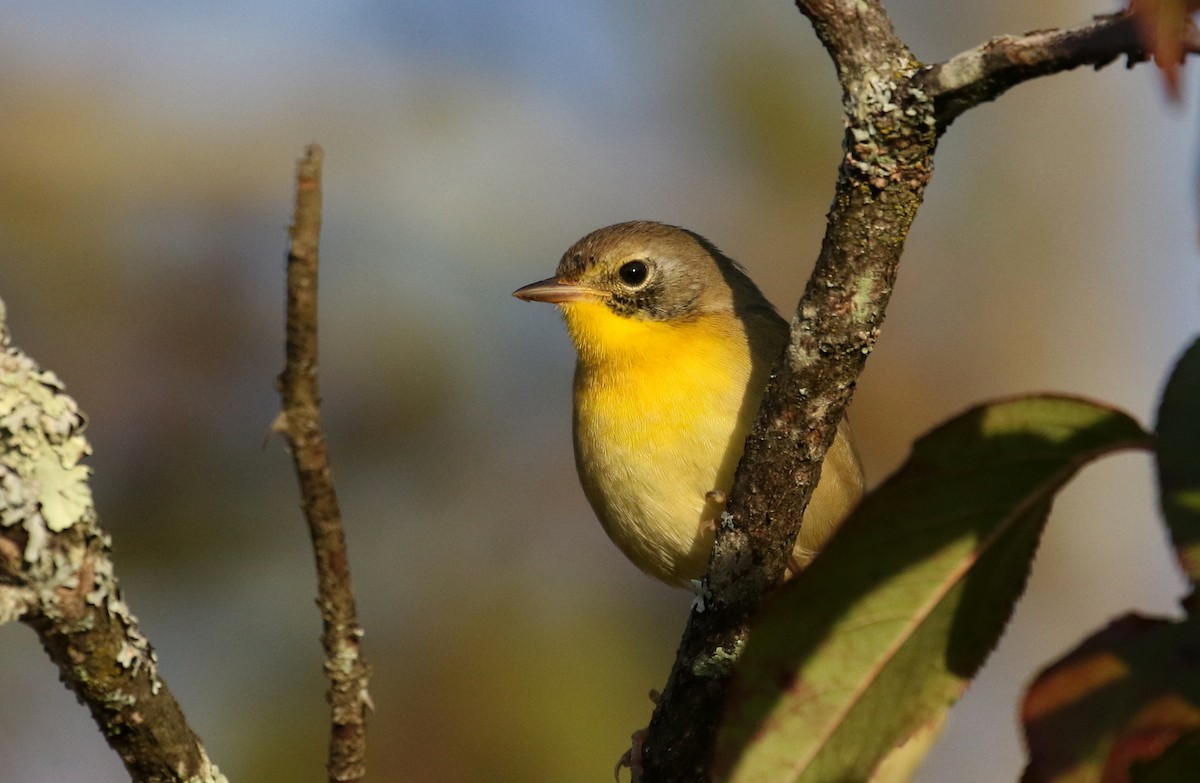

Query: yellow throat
[564,298,771,584]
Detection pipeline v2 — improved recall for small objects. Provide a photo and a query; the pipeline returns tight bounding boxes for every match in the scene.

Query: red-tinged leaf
[1128,0,1200,100]
[1022,613,1200,783]
[1130,728,1200,782]
[1155,337,1200,582]
[715,396,1151,783]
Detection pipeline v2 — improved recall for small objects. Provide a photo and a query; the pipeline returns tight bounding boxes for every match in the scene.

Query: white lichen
[689,579,712,613]
[840,62,933,187]
[1,326,96,567]
[690,638,746,678]
[0,299,159,687]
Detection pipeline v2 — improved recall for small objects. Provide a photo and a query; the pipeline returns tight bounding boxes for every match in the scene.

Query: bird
[514,220,864,587]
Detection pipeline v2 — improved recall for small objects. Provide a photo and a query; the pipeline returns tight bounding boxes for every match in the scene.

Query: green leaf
[715,396,1150,783]
[1024,614,1200,783]
[1155,336,1200,583]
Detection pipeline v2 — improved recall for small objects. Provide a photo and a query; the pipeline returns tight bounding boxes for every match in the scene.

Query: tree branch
[641,2,932,780]
[918,12,1200,129]
[640,3,1200,780]
[795,0,914,82]
[0,302,226,783]
[274,144,371,783]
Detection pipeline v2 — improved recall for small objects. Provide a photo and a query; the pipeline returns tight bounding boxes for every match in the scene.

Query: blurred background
[1,1,1197,780]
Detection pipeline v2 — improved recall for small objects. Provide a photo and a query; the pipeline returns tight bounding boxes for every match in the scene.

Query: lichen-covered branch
[918,12,1200,129]
[640,3,930,779]
[0,301,226,783]
[274,144,371,783]
[639,3,1198,781]
[795,0,914,83]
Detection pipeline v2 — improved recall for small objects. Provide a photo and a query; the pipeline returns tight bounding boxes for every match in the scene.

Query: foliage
[714,341,1200,781]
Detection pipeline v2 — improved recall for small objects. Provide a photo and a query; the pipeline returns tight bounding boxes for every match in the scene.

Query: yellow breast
[563,300,763,585]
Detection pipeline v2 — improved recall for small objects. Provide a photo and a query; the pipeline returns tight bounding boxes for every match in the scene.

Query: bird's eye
[618,260,649,287]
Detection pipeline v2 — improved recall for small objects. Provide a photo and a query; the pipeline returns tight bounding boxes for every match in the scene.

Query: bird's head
[513,221,779,366]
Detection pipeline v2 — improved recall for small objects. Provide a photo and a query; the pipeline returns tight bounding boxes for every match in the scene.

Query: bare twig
[275,144,370,783]
[0,301,226,783]
[918,12,1200,129]
[638,4,1198,780]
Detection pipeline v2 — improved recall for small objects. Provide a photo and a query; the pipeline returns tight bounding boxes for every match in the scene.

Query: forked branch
[638,4,1198,780]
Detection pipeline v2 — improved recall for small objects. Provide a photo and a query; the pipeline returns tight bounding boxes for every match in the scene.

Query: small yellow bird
[514,221,864,587]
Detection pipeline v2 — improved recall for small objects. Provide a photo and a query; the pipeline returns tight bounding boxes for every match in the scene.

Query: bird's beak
[512,276,601,304]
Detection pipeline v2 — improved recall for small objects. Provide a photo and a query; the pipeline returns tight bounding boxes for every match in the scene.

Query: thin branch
[918,12,1200,129]
[274,144,371,783]
[641,2,931,780]
[0,303,226,783]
